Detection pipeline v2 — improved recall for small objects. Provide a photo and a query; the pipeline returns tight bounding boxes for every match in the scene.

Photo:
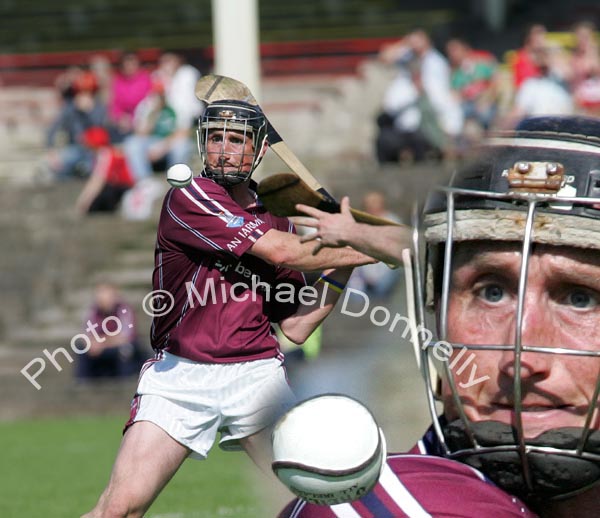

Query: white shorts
[128,351,296,459]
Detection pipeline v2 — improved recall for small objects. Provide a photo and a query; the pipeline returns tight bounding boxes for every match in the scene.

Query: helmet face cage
[413,117,600,507]
[197,100,268,186]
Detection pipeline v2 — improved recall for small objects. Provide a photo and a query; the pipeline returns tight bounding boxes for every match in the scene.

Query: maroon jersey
[279,432,538,518]
[151,177,306,363]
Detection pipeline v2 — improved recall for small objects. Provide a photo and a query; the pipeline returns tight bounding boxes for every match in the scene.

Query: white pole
[480,0,507,32]
[211,0,262,101]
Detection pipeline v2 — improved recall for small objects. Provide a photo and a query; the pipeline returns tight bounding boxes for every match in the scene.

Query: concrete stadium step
[30,306,78,327]
[9,322,81,350]
[0,153,43,185]
[116,250,155,268]
[89,267,154,288]
[0,85,51,184]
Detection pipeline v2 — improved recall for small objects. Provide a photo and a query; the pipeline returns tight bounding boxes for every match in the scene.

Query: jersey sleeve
[161,179,273,257]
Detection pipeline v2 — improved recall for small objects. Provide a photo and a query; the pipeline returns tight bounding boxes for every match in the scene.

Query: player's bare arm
[293,197,411,266]
[248,226,375,272]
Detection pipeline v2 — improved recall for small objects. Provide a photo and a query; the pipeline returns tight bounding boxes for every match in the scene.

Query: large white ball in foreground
[272,394,386,505]
[167,163,193,188]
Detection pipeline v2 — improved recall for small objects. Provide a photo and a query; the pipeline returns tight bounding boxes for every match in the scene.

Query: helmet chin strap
[207,167,251,187]
[443,419,600,507]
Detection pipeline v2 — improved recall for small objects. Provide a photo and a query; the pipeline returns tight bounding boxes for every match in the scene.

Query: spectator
[570,21,600,85]
[446,37,499,133]
[570,21,600,112]
[504,47,575,127]
[376,29,463,163]
[154,52,204,132]
[44,70,108,179]
[122,80,179,180]
[74,126,136,214]
[120,52,204,181]
[512,24,548,88]
[511,24,570,89]
[108,52,152,141]
[88,53,113,105]
[75,283,145,381]
[53,65,84,103]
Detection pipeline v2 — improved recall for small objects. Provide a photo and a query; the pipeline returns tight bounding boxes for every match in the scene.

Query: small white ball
[272,394,386,505]
[167,163,193,188]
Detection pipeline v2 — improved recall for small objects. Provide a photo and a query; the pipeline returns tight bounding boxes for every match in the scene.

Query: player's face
[205,128,255,174]
[442,241,600,438]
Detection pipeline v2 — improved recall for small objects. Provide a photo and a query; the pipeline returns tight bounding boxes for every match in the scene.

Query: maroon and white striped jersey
[151,177,306,363]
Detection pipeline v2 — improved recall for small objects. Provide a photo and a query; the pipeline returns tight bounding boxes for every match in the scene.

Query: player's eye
[229,135,245,145]
[209,135,223,143]
[565,289,597,309]
[476,283,506,303]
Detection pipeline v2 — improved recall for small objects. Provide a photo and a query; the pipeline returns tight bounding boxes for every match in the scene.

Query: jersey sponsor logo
[234,260,261,282]
[214,258,232,273]
[213,258,263,284]
[225,214,245,228]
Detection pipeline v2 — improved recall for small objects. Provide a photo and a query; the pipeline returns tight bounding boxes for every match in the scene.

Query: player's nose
[220,136,240,154]
[499,295,554,381]
[520,292,558,347]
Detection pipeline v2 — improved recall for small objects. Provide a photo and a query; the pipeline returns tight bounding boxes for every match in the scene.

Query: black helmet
[412,116,600,507]
[197,99,268,186]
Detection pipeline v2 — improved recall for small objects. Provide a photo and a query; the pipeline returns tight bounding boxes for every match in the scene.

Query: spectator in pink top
[108,52,152,141]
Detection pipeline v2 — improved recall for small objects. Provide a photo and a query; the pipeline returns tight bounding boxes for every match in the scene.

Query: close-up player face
[205,128,256,175]
[441,240,600,439]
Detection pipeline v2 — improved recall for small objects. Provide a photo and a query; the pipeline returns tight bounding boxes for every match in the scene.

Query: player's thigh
[104,420,190,508]
[239,426,273,470]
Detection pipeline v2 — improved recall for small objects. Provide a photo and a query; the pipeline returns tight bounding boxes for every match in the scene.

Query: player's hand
[292,197,357,255]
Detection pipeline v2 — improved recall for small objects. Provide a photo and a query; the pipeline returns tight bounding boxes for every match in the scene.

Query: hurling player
[83,100,375,518]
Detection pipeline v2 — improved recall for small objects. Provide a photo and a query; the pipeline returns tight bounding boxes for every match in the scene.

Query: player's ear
[257,139,269,161]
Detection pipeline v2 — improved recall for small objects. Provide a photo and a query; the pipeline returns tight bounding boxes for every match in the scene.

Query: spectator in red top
[512,24,571,90]
[512,24,548,88]
[108,52,152,141]
[75,126,135,214]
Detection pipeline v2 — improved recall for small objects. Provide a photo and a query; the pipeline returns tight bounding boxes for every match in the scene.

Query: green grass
[0,415,269,518]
